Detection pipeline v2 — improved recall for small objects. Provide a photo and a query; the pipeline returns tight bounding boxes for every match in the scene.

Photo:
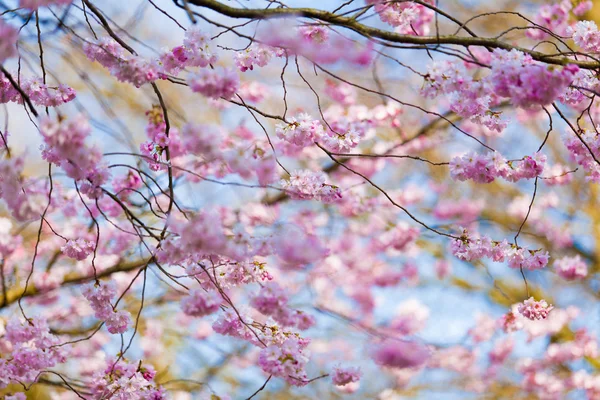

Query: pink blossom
[272,225,329,268]
[368,0,435,36]
[275,113,323,148]
[188,67,239,99]
[468,313,496,343]
[19,0,73,9]
[526,1,571,40]
[258,337,310,386]
[61,238,95,261]
[106,310,132,334]
[181,289,222,317]
[450,151,545,184]
[569,21,600,52]
[280,170,342,203]
[554,255,588,280]
[490,49,578,108]
[518,297,554,321]
[489,337,514,364]
[372,340,430,369]
[389,299,429,335]
[84,38,158,87]
[331,366,361,386]
[573,1,593,16]
[235,44,275,72]
[250,283,288,316]
[0,19,18,63]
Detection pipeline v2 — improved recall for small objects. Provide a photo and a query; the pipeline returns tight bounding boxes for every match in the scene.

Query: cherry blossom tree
[1,0,600,398]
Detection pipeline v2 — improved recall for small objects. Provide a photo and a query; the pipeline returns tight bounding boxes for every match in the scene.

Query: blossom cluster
[0,74,76,107]
[554,255,588,280]
[188,67,239,99]
[19,0,73,10]
[258,337,311,386]
[0,317,66,388]
[181,289,222,317]
[61,238,95,261]
[82,282,132,334]
[563,129,600,182]
[250,283,316,330]
[0,19,18,63]
[518,297,554,321]
[372,340,430,369]
[450,151,546,183]
[85,28,218,88]
[0,157,46,221]
[280,170,342,203]
[450,230,550,270]
[489,49,578,108]
[526,0,591,40]
[40,115,109,199]
[255,22,373,67]
[367,0,435,36]
[569,20,600,52]
[90,359,166,400]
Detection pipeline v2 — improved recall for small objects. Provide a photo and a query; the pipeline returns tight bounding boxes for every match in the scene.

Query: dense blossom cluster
[187,67,239,99]
[489,49,579,108]
[450,229,550,270]
[19,0,73,10]
[181,289,222,317]
[40,115,109,199]
[450,151,546,183]
[570,20,600,52]
[563,129,600,182]
[0,156,46,221]
[280,170,342,202]
[367,0,435,35]
[258,337,311,385]
[0,73,76,106]
[526,0,591,39]
[518,297,554,320]
[0,19,18,63]
[0,317,66,387]
[82,282,132,334]
[90,359,165,399]
[372,340,430,369]
[61,238,95,260]
[554,255,588,280]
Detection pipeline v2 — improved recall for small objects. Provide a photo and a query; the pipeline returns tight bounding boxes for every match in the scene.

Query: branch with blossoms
[2,0,600,399]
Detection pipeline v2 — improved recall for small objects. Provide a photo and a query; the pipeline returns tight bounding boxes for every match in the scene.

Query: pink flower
[258,337,310,386]
[276,113,323,148]
[331,366,361,386]
[181,289,222,317]
[489,49,578,108]
[518,297,554,321]
[106,310,132,334]
[280,170,342,203]
[489,337,514,364]
[554,255,588,280]
[570,21,600,52]
[573,1,593,16]
[0,19,18,63]
[500,310,524,333]
[188,67,239,100]
[19,0,73,9]
[372,340,430,369]
[250,283,288,316]
[61,238,95,261]
[272,225,329,268]
[235,44,274,72]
